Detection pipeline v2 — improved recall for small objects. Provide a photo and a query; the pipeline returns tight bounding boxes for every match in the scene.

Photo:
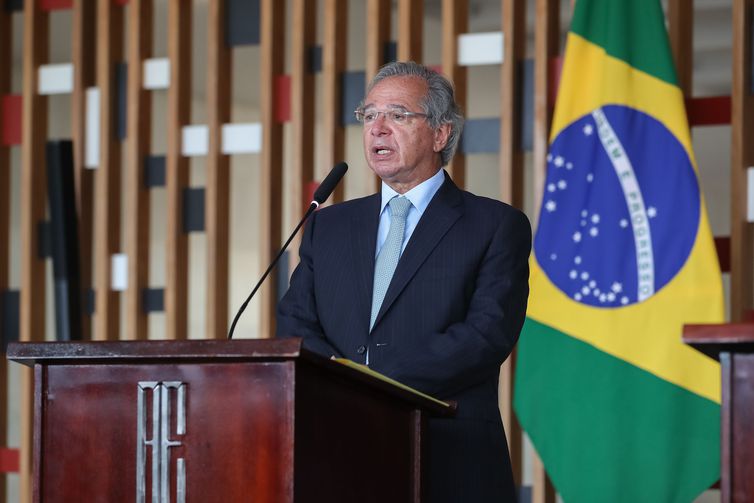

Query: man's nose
[370,114,391,135]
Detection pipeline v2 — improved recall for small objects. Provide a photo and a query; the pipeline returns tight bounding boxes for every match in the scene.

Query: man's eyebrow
[362,103,409,110]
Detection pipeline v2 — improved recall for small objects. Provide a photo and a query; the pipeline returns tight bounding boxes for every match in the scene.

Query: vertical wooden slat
[93,0,124,341]
[398,0,423,62]
[532,0,559,229]
[668,0,693,97]
[205,0,231,339]
[20,0,49,499]
[532,0,559,501]
[731,0,754,321]
[165,0,192,340]
[499,0,526,487]
[0,6,11,503]
[500,0,525,207]
[72,0,97,341]
[125,0,153,340]
[441,0,467,188]
[366,0,390,193]
[291,0,317,241]
[366,0,390,84]
[322,0,347,204]
[259,0,286,337]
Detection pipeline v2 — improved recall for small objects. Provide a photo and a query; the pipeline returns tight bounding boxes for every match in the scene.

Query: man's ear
[433,124,451,153]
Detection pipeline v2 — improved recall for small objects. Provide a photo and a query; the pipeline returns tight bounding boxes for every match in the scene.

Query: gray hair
[367,61,465,166]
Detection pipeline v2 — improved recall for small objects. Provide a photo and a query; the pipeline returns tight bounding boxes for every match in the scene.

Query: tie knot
[389,196,411,220]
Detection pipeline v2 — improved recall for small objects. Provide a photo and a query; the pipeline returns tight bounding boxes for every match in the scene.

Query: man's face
[361,76,450,192]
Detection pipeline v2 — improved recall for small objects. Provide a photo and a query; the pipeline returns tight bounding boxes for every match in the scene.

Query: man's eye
[364,112,377,121]
[391,112,406,122]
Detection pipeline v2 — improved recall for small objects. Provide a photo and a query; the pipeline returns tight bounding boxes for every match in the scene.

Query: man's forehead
[364,75,428,107]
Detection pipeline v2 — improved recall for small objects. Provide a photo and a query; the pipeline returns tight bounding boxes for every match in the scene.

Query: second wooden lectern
[8,338,451,502]
[683,323,754,503]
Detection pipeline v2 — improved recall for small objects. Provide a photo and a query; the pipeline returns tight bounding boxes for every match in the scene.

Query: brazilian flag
[513,0,724,501]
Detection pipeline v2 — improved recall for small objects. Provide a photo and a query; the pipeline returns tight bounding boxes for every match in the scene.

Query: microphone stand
[227,201,319,340]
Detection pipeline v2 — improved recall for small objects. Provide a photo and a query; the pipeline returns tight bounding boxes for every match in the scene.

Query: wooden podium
[683,323,754,503]
[7,338,451,503]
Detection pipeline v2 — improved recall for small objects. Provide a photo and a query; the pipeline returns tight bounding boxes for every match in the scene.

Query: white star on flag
[557,180,567,190]
[573,231,582,242]
[583,124,594,135]
[554,156,565,167]
[589,227,599,237]
[611,282,623,293]
[620,219,629,228]
[547,183,556,192]
[545,200,557,212]
[647,206,658,218]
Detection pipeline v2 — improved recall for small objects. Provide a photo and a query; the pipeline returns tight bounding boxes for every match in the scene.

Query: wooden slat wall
[165,0,192,340]
[19,0,49,498]
[206,0,232,339]
[0,5,10,503]
[366,0,391,85]
[441,0,468,188]
[291,0,317,248]
[259,0,286,337]
[531,0,559,501]
[398,0,422,62]
[71,0,96,341]
[93,0,124,341]
[500,0,525,208]
[322,0,347,204]
[125,0,153,340]
[731,0,754,321]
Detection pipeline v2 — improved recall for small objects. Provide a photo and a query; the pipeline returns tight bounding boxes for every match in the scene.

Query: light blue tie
[370,196,412,330]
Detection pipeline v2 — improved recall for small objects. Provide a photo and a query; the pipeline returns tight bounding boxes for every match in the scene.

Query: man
[277,61,531,502]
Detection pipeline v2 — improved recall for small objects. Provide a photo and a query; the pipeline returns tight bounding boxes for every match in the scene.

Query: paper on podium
[333,358,452,409]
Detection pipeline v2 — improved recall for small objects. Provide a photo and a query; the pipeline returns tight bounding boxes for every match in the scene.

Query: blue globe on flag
[534,104,700,308]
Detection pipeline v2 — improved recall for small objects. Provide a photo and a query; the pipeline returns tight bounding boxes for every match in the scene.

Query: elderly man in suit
[277,61,531,502]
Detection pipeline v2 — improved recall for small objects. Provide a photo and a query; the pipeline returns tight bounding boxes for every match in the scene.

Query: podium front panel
[38,361,295,502]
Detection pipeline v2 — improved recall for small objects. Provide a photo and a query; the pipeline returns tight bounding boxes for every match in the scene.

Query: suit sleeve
[276,213,343,358]
[373,209,532,398]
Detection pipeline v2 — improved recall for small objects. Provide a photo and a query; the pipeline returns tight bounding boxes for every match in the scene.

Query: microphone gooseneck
[227,162,348,340]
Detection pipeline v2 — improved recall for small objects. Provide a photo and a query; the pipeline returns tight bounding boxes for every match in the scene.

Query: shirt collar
[379,169,445,215]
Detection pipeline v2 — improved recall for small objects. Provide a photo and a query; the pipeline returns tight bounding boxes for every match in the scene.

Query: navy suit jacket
[277,173,531,502]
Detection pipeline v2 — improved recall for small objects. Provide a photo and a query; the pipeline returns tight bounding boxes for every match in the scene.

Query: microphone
[227,162,348,340]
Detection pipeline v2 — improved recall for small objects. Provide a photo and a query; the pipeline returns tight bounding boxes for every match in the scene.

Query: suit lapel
[372,175,464,330]
[350,194,381,331]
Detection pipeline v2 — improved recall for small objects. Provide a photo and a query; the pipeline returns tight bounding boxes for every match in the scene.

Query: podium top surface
[6,338,304,364]
[6,338,453,415]
[683,323,754,360]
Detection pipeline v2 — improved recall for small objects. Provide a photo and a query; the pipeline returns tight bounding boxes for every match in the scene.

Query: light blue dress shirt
[375,169,445,257]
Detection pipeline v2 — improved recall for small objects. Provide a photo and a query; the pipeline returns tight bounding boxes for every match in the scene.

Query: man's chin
[368,162,401,181]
